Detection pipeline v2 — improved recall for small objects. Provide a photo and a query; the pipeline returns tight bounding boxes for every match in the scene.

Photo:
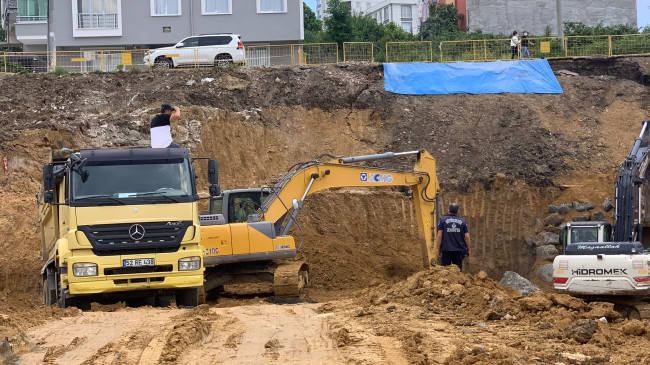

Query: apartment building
[316,0,385,19]
[2,0,304,52]
[366,0,419,34]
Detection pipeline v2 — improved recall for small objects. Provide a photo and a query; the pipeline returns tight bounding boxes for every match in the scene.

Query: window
[198,36,231,46]
[401,5,411,19]
[402,22,412,33]
[17,0,48,22]
[151,0,181,16]
[202,0,231,14]
[257,0,287,13]
[383,7,389,22]
[181,37,200,47]
[77,0,118,28]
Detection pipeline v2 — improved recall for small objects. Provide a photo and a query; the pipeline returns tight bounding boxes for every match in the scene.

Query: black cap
[160,104,174,113]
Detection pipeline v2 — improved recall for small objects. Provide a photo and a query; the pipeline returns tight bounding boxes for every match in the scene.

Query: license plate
[123,258,154,267]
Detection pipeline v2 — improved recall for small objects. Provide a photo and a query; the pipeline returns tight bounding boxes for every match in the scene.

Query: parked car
[144,34,245,68]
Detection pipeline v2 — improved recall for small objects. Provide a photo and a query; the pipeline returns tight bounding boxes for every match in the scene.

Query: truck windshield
[571,227,599,243]
[71,159,194,205]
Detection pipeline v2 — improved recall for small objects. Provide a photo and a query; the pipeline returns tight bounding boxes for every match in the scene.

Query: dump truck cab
[39,148,211,309]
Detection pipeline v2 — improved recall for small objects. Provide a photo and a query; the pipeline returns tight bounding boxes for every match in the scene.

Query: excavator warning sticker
[360,173,393,183]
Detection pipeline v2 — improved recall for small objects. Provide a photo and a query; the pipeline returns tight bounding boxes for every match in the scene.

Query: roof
[80,148,190,162]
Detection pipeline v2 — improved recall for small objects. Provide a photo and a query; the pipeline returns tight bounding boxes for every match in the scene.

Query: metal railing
[386,41,432,63]
[3,34,650,74]
[343,42,374,62]
[77,13,118,29]
[16,15,47,23]
[439,34,650,62]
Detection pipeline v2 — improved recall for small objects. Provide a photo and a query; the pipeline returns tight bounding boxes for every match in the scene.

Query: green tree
[421,3,463,40]
[324,0,352,48]
[564,21,638,36]
[303,2,325,43]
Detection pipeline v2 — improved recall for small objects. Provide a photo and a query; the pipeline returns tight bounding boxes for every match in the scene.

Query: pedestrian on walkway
[520,30,534,59]
[510,31,519,59]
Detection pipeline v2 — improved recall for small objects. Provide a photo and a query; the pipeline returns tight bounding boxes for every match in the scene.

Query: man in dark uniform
[150,104,182,148]
[435,203,471,270]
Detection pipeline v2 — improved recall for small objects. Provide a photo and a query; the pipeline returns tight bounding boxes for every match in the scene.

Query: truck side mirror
[209,185,221,197]
[208,160,219,185]
[43,165,54,191]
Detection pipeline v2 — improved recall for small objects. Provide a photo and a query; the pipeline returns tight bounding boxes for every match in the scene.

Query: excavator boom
[258,149,440,268]
[199,149,440,297]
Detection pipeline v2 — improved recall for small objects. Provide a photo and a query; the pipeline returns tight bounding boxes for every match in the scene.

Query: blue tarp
[383,59,563,95]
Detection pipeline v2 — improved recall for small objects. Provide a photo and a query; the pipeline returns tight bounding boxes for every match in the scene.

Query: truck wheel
[154,57,173,69]
[175,288,199,308]
[42,277,56,306]
[214,54,233,67]
[155,294,174,307]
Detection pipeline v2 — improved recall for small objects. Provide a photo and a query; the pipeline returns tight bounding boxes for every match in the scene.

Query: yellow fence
[4,34,650,73]
[386,41,432,63]
[343,42,374,62]
[440,33,650,62]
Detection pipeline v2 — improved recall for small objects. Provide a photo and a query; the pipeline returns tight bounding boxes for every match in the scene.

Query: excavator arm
[258,150,440,268]
[614,120,650,242]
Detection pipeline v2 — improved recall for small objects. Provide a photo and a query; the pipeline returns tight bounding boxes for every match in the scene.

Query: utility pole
[47,0,55,70]
[555,0,563,37]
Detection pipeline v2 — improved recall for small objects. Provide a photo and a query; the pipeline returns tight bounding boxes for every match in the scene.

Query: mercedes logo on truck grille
[129,224,145,241]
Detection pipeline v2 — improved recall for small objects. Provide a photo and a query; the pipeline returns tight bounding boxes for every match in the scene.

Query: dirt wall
[1,58,650,306]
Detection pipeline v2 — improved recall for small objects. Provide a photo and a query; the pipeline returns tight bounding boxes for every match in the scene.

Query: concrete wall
[49,0,303,49]
[467,0,637,36]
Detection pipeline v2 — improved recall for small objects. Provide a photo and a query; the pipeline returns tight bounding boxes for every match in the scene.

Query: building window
[202,0,231,14]
[383,7,389,22]
[401,5,411,19]
[257,0,287,13]
[402,22,412,33]
[77,0,118,28]
[151,0,181,16]
[17,0,48,22]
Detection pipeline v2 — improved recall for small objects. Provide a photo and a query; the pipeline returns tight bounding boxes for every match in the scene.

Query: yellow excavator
[199,150,440,296]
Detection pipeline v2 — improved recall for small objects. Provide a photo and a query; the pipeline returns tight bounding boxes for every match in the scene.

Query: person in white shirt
[510,31,519,60]
[150,104,181,148]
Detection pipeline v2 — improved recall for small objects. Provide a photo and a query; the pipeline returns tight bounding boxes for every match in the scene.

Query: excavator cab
[560,221,612,253]
[208,189,271,223]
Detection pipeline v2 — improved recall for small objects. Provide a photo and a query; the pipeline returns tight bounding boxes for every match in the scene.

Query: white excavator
[553,120,650,318]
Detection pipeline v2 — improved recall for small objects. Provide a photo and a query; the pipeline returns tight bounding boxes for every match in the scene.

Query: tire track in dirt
[16,304,354,365]
[177,304,343,364]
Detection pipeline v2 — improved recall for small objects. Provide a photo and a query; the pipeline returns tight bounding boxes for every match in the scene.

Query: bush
[54,67,69,75]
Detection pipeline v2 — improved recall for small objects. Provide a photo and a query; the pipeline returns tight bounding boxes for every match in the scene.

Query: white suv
[144,34,245,68]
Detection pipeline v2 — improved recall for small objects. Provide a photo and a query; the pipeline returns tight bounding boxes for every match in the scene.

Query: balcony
[16,15,47,23]
[77,13,118,29]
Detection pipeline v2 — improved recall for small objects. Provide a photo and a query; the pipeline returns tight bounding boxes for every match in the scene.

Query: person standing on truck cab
[436,203,471,271]
[151,104,182,148]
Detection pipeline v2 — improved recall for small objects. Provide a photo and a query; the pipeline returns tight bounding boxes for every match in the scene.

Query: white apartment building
[365,0,419,34]
[315,0,418,35]
[316,0,384,19]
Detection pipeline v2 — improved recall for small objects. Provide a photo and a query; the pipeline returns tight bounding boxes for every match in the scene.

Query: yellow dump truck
[39,148,216,309]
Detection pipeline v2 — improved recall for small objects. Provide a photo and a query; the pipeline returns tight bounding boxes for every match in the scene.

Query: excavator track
[621,300,650,320]
[272,261,309,297]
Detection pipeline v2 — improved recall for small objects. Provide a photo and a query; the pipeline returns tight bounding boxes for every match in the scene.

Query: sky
[304,0,317,12]
[305,0,650,30]
[639,0,650,28]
